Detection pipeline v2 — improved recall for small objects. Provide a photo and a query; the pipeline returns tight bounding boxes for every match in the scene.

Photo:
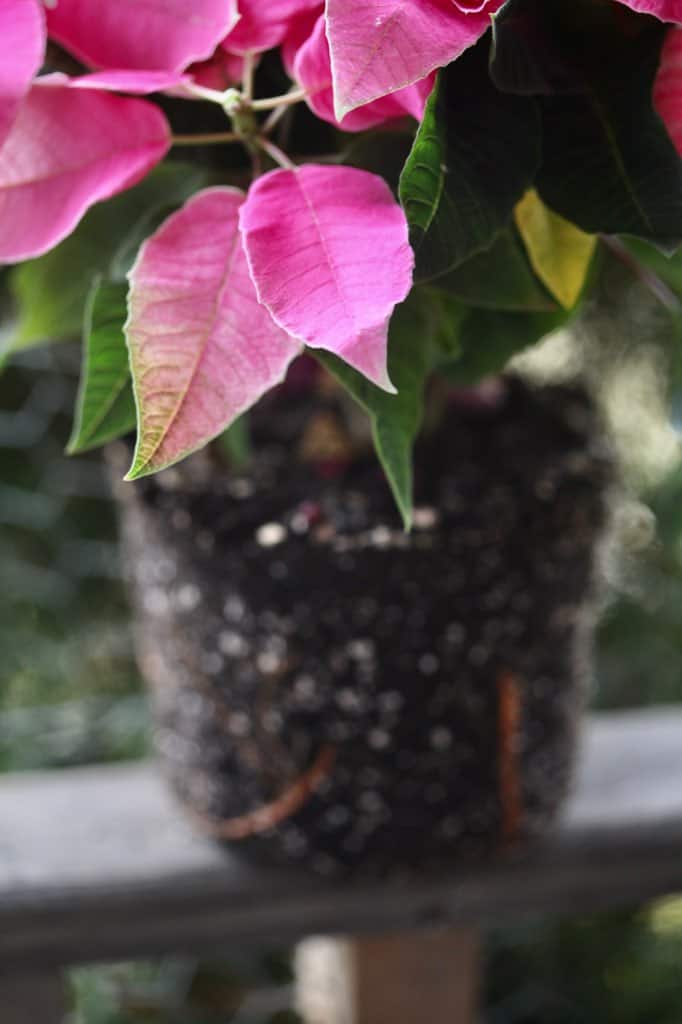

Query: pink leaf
[126,188,301,478]
[59,70,191,94]
[45,0,238,72]
[614,0,682,19]
[239,165,414,392]
[0,0,45,149]
[0,83,170,263]
[326,0,502,119]
[295,15,432,131]
[655,27,682,153]
[222,0,321,55]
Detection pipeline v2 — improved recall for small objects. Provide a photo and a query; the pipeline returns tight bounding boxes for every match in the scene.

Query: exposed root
[188,744,337,840]
[497,670,523,845]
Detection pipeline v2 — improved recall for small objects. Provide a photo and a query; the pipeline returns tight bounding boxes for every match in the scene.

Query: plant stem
[172,131,240,146]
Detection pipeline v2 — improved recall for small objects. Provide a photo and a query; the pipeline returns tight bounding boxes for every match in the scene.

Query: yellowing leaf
[514,189,596,309]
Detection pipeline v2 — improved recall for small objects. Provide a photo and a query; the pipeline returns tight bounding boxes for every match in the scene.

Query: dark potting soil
[113,375,613,876]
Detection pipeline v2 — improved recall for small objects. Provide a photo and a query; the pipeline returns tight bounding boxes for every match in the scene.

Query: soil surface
[113,374,613,875]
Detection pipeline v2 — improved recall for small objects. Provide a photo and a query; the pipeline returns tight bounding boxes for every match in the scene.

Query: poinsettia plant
[3,0,682,527]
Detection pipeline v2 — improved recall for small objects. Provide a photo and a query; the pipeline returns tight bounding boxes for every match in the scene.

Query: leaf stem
[241,51,256,102]
[172,131,240,146]
[600,234,681,314]
[179,81,229,105]
[252,87,308,111]
[263,101,293,136]
[257,137,297,170]
[249,140,263,180]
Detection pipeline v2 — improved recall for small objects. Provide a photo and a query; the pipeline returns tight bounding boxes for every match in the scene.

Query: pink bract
[188,50,245,92]
[222,0,321,55]
[0,82,170,263]
[280,4,324,77]
[453,1,492,10]
[45,0,238,71]
[0,0,45,150]
[126,188,301,478]
[295,15,433,131]
[325,0,502,119]
[654,28,682,154]
[614,0,682,19]
[239,165,414,392]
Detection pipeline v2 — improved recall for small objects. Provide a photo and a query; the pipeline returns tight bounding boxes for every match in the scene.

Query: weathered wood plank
[2,708,682,969]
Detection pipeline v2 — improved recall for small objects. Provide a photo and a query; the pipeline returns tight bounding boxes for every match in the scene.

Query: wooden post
[295,927,480,1024]
[0,970,65,1024]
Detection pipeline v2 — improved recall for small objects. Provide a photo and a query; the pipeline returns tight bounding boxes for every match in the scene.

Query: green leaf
[430,226,557,311]
[217,415,251,469]
[491,0,612,96]
[493,0,682,251]
[8,162,209,355]
[622,237,682,300]
[315,294,448,529]
[429,291,467,361]
[538,74,682,253]
[514,190,597,309]
[67,280,136,454]
[399,36,541,281]
[442,305,573,386]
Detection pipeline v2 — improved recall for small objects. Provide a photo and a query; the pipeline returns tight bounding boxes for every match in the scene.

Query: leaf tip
[333,95,353,122]
[123,455,149,482]
[400,508,413,533]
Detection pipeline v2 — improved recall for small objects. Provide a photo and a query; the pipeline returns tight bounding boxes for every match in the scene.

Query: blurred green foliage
[0,346,147,770]
[485,905,682,1024]
[67,956,300,1024]
[596,465,682,710]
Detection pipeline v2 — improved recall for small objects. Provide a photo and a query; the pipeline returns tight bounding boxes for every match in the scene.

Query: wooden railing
[3,707,682,1022]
